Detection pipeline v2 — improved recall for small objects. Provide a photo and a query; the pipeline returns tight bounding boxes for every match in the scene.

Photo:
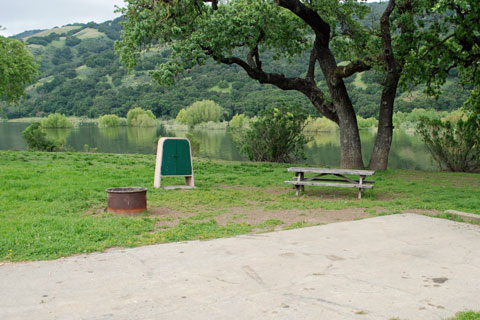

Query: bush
[356,116,378,130]
[126,107,156,127]
[303,116,337,132]
[393,108,448,131]
[40,113,73,128]
[175,109,187,124]
[98,114,124,128]
[22,122,62,152]
[237,104,311,163]
[416,114,480,172]
[176,100,224,127]
[228,114,250,145]
[185,132,200,156]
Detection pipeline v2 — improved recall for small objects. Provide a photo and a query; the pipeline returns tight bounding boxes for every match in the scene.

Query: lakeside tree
[404,0,479,113]
[407,0,480,173]
[116,0,429,169]
[0,34,38,104]
[176,100,224,127]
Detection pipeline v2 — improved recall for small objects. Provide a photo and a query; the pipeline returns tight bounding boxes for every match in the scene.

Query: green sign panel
[161,139,192,176]
[154,137,195,189]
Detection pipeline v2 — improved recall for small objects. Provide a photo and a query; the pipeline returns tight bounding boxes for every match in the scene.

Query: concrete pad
[1,213,480,320]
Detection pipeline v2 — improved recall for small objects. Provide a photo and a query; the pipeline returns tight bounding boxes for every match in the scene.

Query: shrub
[356,116,378,130]
[22,122,62,152]
[303,116,337,132]
[416,114,480,172]
[228,114,250,145]
[185,132,200,156]
[175,109,187,124]
[40,113,73,128]
[393,108,449,131]
[98,114,124,128]
[237,104,311,163]
[126,107,156,127]
[176,100,224,127]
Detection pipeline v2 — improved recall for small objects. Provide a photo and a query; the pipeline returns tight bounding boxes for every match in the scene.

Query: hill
[1,5,470,120]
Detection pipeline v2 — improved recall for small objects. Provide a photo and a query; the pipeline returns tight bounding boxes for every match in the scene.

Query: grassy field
[1,150,479,262]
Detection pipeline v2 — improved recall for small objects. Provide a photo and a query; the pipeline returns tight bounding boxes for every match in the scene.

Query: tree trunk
[368,74,399,170]
[316,47,365,169]
[334,87,365,169]
[369,1,401,171]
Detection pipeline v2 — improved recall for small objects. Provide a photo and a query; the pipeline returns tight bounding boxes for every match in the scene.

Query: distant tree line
[3,14,469,123]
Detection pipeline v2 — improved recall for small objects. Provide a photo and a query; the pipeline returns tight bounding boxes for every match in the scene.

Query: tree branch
[335,58,373,78]
[201,46,338,122]
[420,34,455,60]
[380,0,397,73]
[247,30,265,69]
[274,0,331,46]
[306,45,317,82]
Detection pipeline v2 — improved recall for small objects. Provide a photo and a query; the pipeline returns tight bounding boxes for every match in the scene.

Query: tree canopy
[0,35,38,104]
[403,0,479,113]
[116,0,430,169]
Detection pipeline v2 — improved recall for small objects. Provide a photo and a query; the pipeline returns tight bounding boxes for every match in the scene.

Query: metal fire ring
[106,187,147,214]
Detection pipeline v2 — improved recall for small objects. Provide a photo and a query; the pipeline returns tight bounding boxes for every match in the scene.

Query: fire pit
[106,187,147,214]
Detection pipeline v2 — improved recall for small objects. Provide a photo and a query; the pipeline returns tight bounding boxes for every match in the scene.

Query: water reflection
[43,128,72,142]
[99,127,123,140]
[127,127,158,145]
[0,122,437,170]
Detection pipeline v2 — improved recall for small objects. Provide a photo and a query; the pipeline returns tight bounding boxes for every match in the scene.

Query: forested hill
[3,4,470,120]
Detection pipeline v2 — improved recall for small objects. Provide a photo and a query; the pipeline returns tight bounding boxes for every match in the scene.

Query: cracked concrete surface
[1,214,480,319]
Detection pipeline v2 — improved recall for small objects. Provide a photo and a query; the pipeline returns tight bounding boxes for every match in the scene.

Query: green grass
[390,311,480,320]
[23,26,82,40]
[447,312,480,320]
[72,27,105,39]
[1,151,479,262]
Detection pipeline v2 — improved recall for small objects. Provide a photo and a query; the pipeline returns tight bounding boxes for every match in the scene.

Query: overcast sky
[0,0,125,37]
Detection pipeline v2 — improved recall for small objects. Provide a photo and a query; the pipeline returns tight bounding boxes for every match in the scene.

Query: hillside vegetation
[2,4,470,121]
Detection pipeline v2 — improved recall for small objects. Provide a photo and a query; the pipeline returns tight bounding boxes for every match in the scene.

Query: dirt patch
[405,209,441,215]
[219,185,288,195]
[147,206,196,228]
[214,206,374,230]
[298,188,400,201]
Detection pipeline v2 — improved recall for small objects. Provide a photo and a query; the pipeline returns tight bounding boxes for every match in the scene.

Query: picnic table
[284,167,375,199]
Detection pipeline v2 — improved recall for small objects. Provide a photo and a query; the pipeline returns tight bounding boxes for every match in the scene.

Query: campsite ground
[1,150,479,262]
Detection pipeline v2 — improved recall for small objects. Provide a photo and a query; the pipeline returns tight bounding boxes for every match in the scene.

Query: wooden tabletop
[287,167,375,176]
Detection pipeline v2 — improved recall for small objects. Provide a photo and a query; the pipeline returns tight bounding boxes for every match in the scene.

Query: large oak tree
[117,0,424,169]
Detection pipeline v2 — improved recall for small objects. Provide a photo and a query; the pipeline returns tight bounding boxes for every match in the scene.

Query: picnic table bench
[284,167,375,199]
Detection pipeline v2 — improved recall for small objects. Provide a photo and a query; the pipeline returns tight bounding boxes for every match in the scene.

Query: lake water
[0,121,436,170]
